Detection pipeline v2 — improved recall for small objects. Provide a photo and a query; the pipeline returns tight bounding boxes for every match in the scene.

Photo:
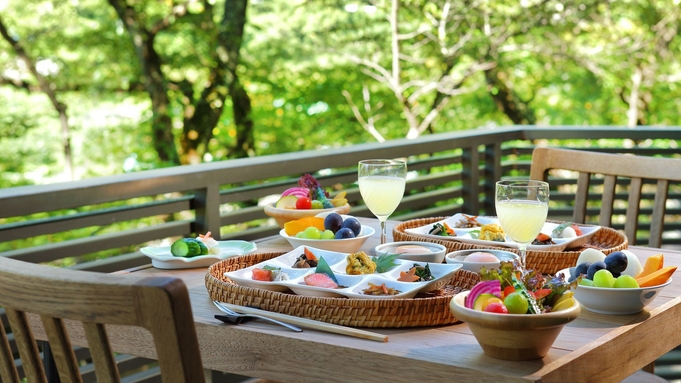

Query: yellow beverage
[358,176,406,220]
[495,200,548,244]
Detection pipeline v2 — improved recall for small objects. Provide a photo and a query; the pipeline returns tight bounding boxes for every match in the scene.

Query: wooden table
[83,219,681,382]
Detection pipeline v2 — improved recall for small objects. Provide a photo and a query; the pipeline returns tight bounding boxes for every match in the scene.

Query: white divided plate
[223,245,462,299]
[404,213,601,251]
[140,240,257,269]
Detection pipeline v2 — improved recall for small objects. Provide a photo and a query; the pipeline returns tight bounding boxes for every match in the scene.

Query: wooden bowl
[449,291,580,360]
[263,203,351,228]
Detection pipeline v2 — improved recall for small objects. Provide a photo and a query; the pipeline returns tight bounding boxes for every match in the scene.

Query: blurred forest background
[1,0,680,190]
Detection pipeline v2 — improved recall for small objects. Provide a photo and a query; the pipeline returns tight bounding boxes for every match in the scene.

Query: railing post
[461,146,480,214]
[193,183,222,238]
[482,143,503,215]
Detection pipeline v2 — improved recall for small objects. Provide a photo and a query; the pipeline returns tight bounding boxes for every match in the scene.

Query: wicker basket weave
[393,217,628,274]
[205,251,481,328]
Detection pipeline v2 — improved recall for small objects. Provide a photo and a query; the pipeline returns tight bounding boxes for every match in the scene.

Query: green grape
[321,230,335,239]
[593,269,615,288]
[579,278,595,287]
[311,200,324,209]
[296,231,305,238]
[302,226,322,239]
[613,275,639,288]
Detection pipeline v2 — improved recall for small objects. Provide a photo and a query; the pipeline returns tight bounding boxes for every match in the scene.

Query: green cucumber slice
[170,238,203,257]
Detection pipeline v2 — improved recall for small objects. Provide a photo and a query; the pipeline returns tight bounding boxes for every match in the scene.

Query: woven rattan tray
[393,217,628,274]
[205,251,481,328]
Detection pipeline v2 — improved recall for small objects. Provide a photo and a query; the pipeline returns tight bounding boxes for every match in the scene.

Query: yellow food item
[345,251,376,275]
[637,254,664,279]
[283,217,325,236]
[479,223,506,242]
[636,266,677,287]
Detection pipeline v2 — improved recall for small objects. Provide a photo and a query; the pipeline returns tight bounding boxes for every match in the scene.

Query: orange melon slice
[284,217,325,236]
[636,266,677,287]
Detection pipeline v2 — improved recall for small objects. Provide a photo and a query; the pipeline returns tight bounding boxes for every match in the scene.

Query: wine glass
[495,180,550,270]
[358,159,407,244]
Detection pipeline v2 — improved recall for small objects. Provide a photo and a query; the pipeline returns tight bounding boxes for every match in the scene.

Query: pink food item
[466,252,499,263]
[393,245,432,255]
[303,273,339,289]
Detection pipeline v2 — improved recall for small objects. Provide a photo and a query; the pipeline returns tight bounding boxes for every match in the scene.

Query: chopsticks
[218,302,388,343]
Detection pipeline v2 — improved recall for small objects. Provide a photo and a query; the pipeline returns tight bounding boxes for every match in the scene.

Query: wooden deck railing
[1,125,680,381]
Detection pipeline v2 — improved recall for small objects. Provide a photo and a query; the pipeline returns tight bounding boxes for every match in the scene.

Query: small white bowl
[279,225,375,253]
[445,249,519,273]
[557,268,672,315]
[374,241,447,263]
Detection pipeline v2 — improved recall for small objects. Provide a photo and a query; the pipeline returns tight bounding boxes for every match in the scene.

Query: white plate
[223,246,462,299]
[140,240,257,269]
[404,214,601,251]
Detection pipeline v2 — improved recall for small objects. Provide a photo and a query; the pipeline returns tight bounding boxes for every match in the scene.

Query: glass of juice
[358,159,407,244]
[495,180,550,270]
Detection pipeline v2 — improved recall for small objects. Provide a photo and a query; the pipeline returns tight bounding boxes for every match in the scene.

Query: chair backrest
[529,147,681,247]
[0,256,205,383]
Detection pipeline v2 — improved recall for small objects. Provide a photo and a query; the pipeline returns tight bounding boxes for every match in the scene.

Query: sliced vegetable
[303,247,318,261]
[281,187,310,199]
[170,238,204,257]
[465,280,501,309]
[398,267,420,282]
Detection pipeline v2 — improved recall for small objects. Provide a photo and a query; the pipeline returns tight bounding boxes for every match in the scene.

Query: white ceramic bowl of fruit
[444,249,520,272]
[279,213,375,253]
[558,249,677,315]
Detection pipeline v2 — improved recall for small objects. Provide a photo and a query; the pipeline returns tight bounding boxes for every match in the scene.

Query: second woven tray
[206,251,481,328]
[393,217,628,274]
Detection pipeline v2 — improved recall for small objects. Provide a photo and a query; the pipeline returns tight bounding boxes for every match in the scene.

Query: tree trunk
[108,0,180,165]
[0,15,75,180]
[221,0,254,158]
[484,65,536,125]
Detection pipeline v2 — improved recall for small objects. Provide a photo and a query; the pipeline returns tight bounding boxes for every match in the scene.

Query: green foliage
[0,0,680,186]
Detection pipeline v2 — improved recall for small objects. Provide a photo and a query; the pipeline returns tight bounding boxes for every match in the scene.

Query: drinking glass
[358,159,407,244]
[495,180,550,270]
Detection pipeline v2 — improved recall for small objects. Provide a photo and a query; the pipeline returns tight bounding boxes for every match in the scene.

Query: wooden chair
[0,255,205,383]
[529,147,681,247]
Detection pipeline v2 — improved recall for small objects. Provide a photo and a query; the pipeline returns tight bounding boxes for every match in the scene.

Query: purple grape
[324,213,343,233]
[341,217,361,236]
[335,228,356,239]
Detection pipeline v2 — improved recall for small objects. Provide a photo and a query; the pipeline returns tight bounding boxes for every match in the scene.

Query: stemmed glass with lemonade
[495,180,550,270]
[358,160,407,244]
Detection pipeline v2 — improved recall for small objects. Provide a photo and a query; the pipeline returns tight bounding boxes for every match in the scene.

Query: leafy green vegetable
[412,263,434,281]
[468,229,481,239]
[372,253,400,273]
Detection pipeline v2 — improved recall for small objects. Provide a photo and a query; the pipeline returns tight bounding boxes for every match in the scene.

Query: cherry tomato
[503,285,516,299]
[295,197,312,210]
